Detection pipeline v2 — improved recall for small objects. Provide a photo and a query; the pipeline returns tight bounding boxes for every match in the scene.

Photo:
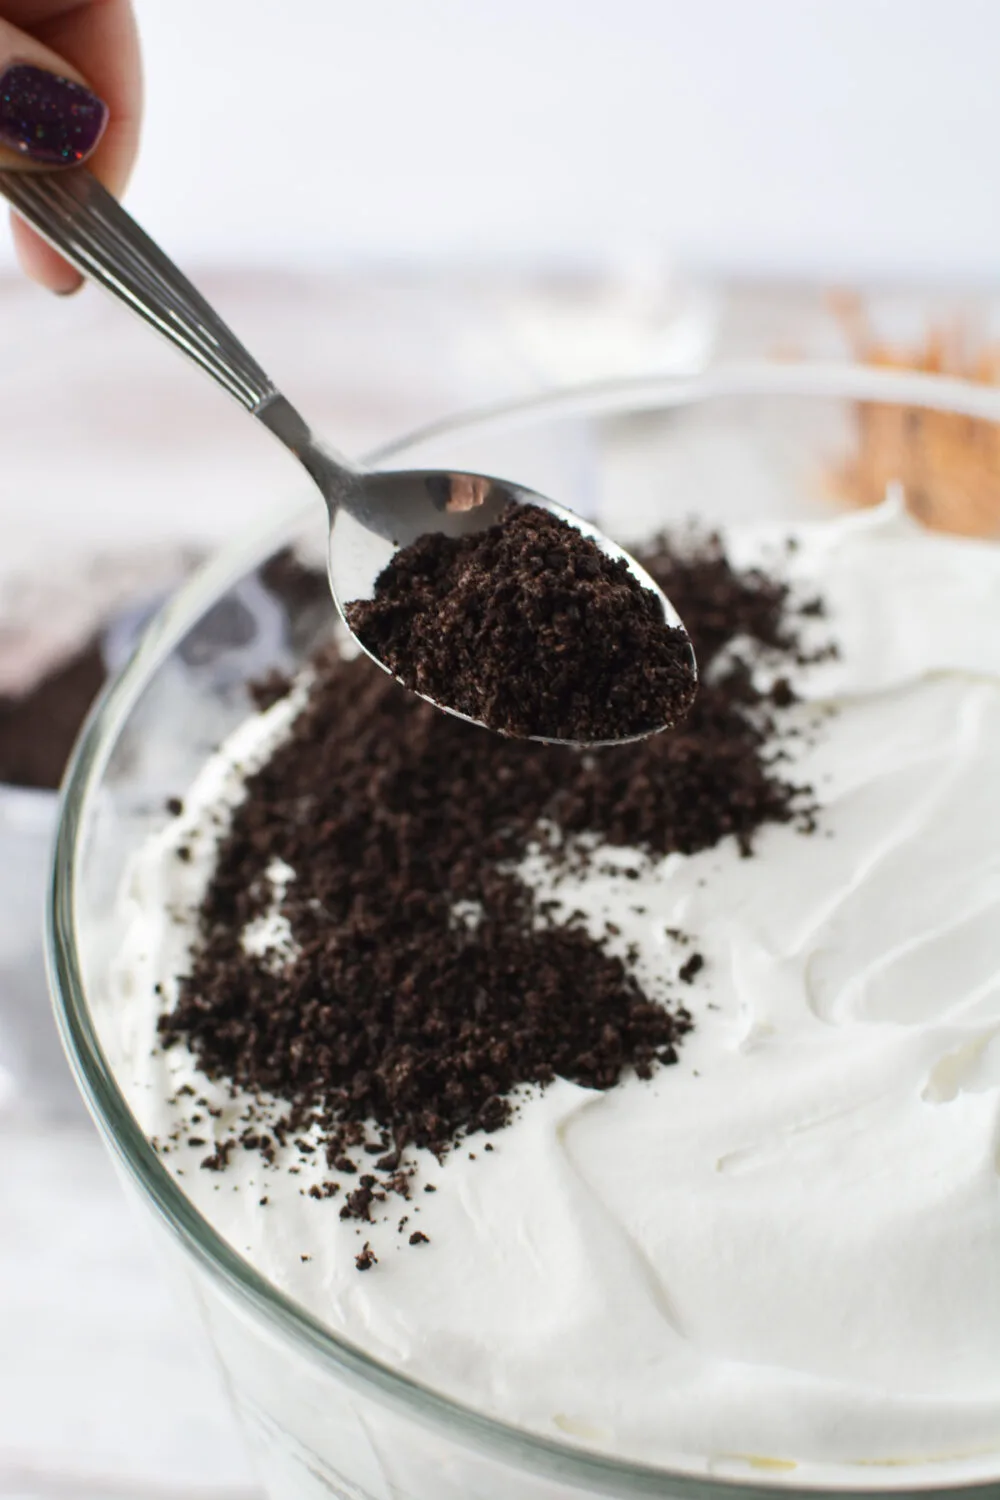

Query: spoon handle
[0,166,277,413]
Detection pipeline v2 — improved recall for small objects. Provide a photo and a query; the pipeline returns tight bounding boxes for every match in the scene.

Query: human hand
[0,0,140,293]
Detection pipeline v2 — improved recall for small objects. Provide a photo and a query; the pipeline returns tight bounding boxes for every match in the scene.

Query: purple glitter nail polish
[0,63,108,166]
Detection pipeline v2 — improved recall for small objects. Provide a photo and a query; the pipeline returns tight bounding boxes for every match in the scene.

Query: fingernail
[0,63,108,165]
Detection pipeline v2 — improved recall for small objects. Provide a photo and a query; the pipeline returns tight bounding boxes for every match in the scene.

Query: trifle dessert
[98,464,1000,1490]
[45,371,998,1500]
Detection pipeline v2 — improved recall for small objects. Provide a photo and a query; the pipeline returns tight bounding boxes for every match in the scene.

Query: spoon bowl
[0,166,695,747]
[324,464,695,747]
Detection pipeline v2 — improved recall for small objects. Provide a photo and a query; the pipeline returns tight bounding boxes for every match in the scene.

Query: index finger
[5,0,142,194]
[3,0,141,291]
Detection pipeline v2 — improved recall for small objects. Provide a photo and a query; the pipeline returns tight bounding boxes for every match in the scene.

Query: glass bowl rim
[46,361,1000,1500]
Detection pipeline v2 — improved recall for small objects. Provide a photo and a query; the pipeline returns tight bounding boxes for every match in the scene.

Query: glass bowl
[48,363,1000,1500]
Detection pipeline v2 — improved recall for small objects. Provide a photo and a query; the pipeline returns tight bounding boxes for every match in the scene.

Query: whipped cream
[104,499,1000,1485]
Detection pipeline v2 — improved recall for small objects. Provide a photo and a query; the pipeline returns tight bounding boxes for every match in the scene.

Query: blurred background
[40,0,1000,279]
[2,2,999,1496]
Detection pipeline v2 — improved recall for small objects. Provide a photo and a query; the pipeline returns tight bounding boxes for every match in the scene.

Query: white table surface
[0,268,992,1498]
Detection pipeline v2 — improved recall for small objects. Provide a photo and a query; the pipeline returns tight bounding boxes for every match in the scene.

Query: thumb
[0,20,108,292]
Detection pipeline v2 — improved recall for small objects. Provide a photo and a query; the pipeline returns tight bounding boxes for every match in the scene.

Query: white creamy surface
[105,500,1000,1485]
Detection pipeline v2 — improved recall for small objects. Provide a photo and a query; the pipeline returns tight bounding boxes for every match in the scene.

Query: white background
[33,0,1000,281]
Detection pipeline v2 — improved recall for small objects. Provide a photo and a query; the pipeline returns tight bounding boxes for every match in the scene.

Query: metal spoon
[0,167,694,747]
